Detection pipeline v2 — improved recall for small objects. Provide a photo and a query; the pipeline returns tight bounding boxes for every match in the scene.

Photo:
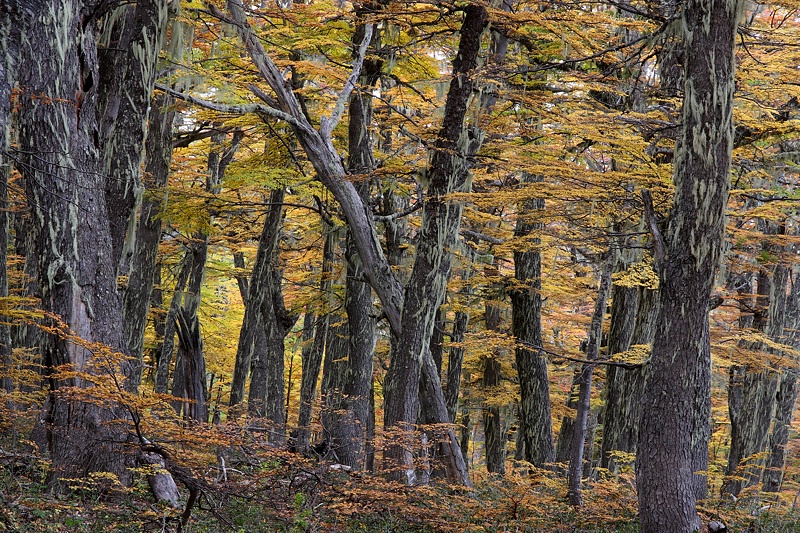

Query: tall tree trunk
[170,130,240,416]
[763,267,800,492]
[723,237,787,496]
[600,284,657,471]
[0,19,12,393]
[446,309,469,424]
[244,187,297,444]
[296,221,334,451]
[96,0,171,274]
[382,5,487,487]
[568,263,611,507]
[636,0,741,527]
[123,92,175,389]
[155,256,191,394]
[483,265,505,475]
[512,176,555,467]
[13,1,133,485]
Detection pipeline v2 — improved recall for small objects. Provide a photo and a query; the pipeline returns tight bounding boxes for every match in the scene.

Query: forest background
[1,0,800,531]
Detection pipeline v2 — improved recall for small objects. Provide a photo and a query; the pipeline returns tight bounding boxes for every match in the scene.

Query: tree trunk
[296,221,334,451]
[600,284,657,471]
[96,0,170,273]
[123,92,175,389]
[636,0,740,527]
[0,24,12,392]
[512,175,555,467]
[763,267,800,492]
[483,269,505,475]
[382,5,487,487]
[568,264,611,507]
[446,309,469,424]
[155,256,191,394]
[13,0,133,485]
[723,243,787,496]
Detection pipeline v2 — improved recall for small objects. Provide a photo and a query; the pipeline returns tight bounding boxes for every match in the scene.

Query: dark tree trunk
[123,92,175,389]
[230,188,285,417]
[512,175,555,467]
[13,1,133,485]
[382,5,487,487]
[243,187,297,444]
[296,222,334,451]
[0,26,12,392]
[636,0,740,527]
[600,283,657,472]
[483,269,505,475]
[170,129,240,415]
[155,256,191,394]
[96,0,170,273]
[445,309,469,424]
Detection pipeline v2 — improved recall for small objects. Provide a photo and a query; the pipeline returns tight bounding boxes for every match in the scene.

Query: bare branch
[320,24,374,139]
[641,188,665,271]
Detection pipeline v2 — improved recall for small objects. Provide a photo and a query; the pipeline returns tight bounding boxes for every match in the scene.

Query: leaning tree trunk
[382,4,487,487]
[636,0,741,527]
[13,0,133,485]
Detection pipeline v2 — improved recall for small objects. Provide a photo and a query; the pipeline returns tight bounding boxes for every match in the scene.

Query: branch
[518,340,643,369]
[155,83,301,127]
[641,188,665,271]
[320,23,374,139]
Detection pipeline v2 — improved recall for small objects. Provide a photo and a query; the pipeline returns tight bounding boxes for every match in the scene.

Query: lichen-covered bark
[445,309,469,424]
[723,239,787,496]
[763,267,800,492]
[382,5,487,487]
[0,9,14,393]
[512,176,555,467]
[96,0,171,272]
[601,264,659,472]
[13,0,133,485]
[636,0,741,527]
[123,92,175,388]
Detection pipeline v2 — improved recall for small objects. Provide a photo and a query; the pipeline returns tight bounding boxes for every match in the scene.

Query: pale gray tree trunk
[0,12,13,393]
[568,263,611,506]
[636,0,741,527]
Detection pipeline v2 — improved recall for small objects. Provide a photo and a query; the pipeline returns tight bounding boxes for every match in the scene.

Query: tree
[636,0,742,529]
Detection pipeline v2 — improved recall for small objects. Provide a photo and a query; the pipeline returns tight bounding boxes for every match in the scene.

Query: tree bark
[568,263,611,507]
[123,92,175,389]
[382,5,487,487]
[636,0,741,527]
[512,176,555,467]
[296,221,334,451]
[96,0,171,273]
[13,0,133,485]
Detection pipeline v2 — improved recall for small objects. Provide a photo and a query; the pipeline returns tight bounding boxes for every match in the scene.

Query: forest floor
[0,443,798,533]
